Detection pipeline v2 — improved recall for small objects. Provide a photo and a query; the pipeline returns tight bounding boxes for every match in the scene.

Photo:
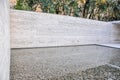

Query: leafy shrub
[15,0,120,21]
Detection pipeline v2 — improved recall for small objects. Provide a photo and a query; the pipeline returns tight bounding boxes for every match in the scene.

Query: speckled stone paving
[10,45,120,80]
[49,65,120,80]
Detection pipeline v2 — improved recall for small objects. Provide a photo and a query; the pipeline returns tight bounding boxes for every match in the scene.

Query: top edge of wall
[111,21,120,25]
[10,9,108,23]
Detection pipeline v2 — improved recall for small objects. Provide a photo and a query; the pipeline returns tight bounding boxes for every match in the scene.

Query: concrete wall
[10,10,120,48]
[0,0,10,80]
[111,21,120,43]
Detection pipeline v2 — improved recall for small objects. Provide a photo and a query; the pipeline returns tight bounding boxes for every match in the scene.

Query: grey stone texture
[10,45,120,80]
[0,0,10,80]
[49,65,120,80]
[9,7,120,80]
[10,10,120,48]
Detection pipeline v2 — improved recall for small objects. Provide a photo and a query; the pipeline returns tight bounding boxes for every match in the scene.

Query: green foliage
[15,0,31,10]
[15,0,120,21]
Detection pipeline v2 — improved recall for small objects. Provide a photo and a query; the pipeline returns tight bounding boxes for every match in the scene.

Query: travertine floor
[10,45,120,80]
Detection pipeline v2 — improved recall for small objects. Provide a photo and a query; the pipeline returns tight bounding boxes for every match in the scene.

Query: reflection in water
[10,45,120,80]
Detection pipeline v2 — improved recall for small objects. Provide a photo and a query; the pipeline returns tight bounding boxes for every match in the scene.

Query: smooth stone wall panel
[0,0,10,80]
[10,10,120,48]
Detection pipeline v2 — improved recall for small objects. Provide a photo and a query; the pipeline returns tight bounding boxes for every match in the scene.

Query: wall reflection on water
[10,45,120,80]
